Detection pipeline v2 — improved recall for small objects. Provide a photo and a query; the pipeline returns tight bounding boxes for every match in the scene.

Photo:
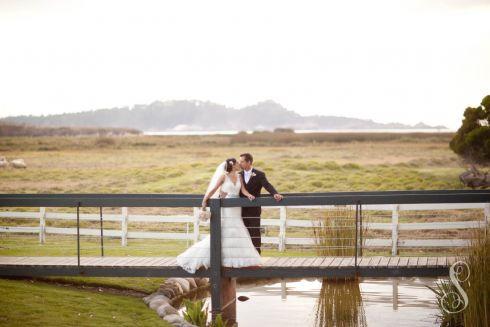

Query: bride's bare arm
[201,174,225,208]
[240,175,255,200]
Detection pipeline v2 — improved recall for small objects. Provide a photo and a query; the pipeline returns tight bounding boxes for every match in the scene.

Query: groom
[238,153,283,254]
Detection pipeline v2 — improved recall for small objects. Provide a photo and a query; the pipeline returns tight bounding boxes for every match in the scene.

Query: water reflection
[235,277,442,327]
[314,278,367,327]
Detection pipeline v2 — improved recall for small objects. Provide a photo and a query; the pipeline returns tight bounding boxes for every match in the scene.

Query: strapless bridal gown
[176,174,262,273]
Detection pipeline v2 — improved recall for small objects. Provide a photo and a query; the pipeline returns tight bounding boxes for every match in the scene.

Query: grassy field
[0,133,462,194]
[0,132,473,326]
[0,278,170,327]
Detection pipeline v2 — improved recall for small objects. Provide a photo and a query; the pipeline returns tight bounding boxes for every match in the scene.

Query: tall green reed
[463,227,489,327]
[312,205,368,327]
[428,227,489,327]
[182,298,229,327]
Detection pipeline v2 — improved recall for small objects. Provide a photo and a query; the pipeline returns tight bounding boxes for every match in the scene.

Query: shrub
[94,136,116,147]
[182,298,229,327]
[342,163,361,169]
[273,127,295,133]
[450,95,490,165]
[182,298,207,327]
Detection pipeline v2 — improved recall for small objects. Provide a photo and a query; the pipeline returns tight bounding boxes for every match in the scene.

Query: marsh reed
[428,227,489,327]
[462,227,489,327]
[312,205,368,327]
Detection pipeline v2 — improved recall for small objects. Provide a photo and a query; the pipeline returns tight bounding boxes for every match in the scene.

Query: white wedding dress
[176,174,262,273]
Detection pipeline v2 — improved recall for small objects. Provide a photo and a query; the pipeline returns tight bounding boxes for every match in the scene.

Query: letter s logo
[440,261,470,314]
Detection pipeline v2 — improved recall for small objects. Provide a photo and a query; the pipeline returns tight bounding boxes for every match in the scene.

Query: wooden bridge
[0,255,458,278]
[0,190,489,323]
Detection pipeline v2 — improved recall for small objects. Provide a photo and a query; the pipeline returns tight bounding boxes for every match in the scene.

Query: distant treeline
[0,131,456,152]
[0,122,141,137]
[230,130,455,144]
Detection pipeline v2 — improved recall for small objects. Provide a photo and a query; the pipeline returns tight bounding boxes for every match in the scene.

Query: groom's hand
[273,193,283,201]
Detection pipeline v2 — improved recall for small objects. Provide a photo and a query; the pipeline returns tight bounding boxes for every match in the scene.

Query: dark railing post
[210,198,222,319]
[99,206,104,257]
[76,202,81,267]
[354,201,359,268]
[359,203,363,257]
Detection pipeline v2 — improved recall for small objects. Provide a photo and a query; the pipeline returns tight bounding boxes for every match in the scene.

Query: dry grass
[427,228,490,327]
[462,228,490,326]
[312,206,359,256]
[0,134,464,194]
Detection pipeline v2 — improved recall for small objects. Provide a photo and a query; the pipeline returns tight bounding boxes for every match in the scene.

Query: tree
[450,95,490,165]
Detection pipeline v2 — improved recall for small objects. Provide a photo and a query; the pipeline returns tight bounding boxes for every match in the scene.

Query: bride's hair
[224,158,237,173]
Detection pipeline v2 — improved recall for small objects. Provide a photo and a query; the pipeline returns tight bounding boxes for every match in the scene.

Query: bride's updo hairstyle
[224,158,237,173]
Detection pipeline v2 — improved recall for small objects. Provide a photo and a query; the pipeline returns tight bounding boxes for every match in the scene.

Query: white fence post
[39,207,46,244]
[193,207,200,244]
[392,278,399,310]
[278,206,287,252]
[281,279,287,300]
[392,204,399,256]
[121,207,128,246]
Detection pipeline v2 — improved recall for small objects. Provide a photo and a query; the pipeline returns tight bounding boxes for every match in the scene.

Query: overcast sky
[0,0,489,129]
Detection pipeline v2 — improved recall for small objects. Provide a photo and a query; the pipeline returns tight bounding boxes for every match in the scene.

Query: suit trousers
[241,207,262,254]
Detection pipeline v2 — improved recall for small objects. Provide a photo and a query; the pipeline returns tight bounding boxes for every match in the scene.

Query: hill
[1,100,447,131]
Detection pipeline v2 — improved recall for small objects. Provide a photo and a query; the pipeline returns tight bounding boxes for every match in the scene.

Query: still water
[144,128,453,136]
[186,277,444,326]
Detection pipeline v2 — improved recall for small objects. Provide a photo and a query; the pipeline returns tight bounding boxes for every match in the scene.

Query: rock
[149,297,171,310]
[237,295,249,302]
[156,303,179,317]
[147,294,170,304]
[195,277,209,287]
[176,322,199,327]
[0,157,7,168]
[143,295,152,305]
[143,277,210,326]
[149,298,168,310]
[157,287,176,299]
[11,159,26,169]
[164,280,184,296]
[163,314,185,324]
[185,278,197,290]
[167,278,190,293]
[143,293,168,305]
[459,166,490,189]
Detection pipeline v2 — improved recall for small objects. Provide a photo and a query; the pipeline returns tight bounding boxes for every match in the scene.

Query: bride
[176,158,263,274]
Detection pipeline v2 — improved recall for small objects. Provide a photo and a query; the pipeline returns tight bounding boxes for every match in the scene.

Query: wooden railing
[1,203,488,254]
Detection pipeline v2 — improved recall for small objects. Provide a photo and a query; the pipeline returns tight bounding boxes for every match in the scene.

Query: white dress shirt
[243,168,253,184]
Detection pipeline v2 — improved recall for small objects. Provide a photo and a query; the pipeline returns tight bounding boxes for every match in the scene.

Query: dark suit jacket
[239,168,278,217]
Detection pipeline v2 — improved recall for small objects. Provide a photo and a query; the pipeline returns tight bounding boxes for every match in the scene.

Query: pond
[236,277,442,326]
[179,277,444,326]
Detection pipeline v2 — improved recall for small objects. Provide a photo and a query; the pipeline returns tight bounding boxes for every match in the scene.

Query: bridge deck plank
[407,257,419,267]
[378,257,391,267]
[0,255,456,278]
[358,257,372,267]
[397,257,409,267]
[388,257,400,268]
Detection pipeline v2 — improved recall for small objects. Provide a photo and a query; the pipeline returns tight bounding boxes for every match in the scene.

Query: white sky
[0,0,489,129]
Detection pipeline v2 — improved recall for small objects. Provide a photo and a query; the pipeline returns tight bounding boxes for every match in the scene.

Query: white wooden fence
[0,203,488,254]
